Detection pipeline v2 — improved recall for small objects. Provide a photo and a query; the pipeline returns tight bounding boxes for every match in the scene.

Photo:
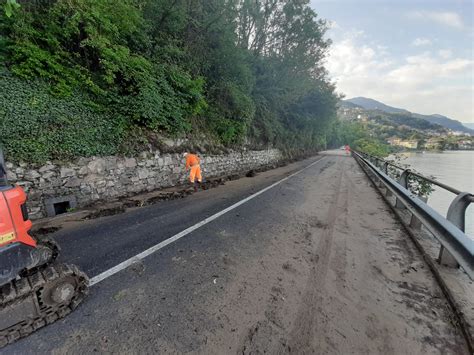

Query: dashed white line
[89,156,327,286]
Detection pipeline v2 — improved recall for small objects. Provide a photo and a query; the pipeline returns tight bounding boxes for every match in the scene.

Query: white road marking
[89,156,327,286]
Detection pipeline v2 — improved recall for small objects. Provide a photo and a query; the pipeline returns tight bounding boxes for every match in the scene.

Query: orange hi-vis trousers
[189,164,202,183]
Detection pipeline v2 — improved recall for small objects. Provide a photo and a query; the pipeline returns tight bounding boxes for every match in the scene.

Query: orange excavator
[0,149,88,347]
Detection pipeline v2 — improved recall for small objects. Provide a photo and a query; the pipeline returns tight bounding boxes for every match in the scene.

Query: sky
[310,0,474,123]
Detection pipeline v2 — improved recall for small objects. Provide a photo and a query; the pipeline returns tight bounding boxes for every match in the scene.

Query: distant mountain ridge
[344,97,473,134]
[346,97,410,115]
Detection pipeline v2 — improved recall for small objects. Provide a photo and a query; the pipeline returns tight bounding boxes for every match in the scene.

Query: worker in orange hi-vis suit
[183,152,202,191]
[344,144,351,155]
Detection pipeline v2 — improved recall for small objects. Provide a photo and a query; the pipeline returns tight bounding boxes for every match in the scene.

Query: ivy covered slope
[0,0,339,164]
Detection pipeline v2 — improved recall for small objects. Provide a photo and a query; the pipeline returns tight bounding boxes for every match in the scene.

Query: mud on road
[5,153,469,354]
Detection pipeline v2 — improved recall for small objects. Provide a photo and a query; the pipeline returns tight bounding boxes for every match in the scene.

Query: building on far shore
[399,140,418,149]
[458,140,473,149]
[424,138,443,150]
[448,130,465,137]
[386,137,418,149]
[387,137,401,146]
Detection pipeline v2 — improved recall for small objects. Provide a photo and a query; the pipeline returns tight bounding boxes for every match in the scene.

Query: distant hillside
[462,122,474,130]
[374,112,442,131]
[344,97,474,134]
[413,113,473,134]
[346,97,409,114]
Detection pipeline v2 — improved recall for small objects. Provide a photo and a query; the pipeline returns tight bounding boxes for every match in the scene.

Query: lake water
[394,151,474,238]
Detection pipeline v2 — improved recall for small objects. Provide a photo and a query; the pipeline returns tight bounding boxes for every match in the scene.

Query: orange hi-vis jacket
[185,154,200,169]
[185,153,202,183]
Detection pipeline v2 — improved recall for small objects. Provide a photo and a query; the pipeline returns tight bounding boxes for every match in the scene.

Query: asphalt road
[3,152,468,354]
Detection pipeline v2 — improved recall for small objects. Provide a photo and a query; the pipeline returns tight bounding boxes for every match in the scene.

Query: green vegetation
[3,0,19,17]
[0,0,339,163]
[0,68,125,162]
[386,155,435,198]
[327,120,390,157]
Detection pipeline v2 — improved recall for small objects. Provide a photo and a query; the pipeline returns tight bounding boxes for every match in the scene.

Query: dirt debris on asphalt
[194,154,466,354]
[7,152,469,354]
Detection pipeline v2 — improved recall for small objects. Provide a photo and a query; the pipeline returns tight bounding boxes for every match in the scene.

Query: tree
[1,0,339,162]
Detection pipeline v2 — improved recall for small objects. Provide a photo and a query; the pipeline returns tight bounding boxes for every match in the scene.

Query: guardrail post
[372,160,383,187]
[395,170,410,209]
[446,192,470,230]
[382,163,393,196]
[409,195,427,229]
[439,192,471,267]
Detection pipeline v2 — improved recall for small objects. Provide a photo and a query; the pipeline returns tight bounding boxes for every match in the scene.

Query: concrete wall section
[5,149,283,219]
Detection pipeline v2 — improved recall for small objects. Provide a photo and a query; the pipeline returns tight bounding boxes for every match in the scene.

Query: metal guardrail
[352,150,474,280]
[359,151,465,195]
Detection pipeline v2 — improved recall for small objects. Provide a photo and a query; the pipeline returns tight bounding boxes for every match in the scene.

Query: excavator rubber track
[0,263,89,348]
[21,238,60,277]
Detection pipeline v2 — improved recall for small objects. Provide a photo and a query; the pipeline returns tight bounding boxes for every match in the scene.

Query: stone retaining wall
[5,149,283,219]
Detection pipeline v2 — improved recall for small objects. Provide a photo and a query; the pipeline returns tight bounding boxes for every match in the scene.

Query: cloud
[412,37,432,46]
[325,39,392,81]
[438,49,453,59]
[326,35,473,121]
[387,53,473,87]
[407,11,464,29]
